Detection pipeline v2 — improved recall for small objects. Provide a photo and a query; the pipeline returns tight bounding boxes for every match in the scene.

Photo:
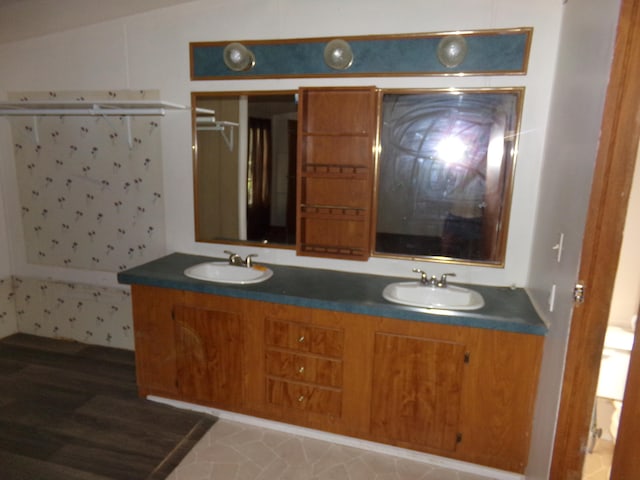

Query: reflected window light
[436,136,467,164]
[487,132,505,170]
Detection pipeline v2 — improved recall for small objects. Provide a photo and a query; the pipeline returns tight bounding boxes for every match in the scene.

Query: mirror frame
[191,86,524,267]
[370,87,525,267]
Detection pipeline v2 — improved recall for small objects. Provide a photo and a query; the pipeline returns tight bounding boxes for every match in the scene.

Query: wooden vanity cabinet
[130,285,542,473]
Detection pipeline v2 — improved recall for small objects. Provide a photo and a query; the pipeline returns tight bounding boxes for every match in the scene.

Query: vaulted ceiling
[0,0,198,45]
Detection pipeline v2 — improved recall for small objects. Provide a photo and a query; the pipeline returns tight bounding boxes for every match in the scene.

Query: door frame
[550,0,640,477]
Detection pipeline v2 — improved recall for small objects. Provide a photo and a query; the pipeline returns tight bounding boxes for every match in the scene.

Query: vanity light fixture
[323,39,354,70]
[222,42,255,72]
[436,35,468,68]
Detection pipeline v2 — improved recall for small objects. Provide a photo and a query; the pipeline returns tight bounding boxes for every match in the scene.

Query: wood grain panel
[301,88,376,134]
[173,304,243,408]
[370,332,465,452]
[298,217,368,251]
[302,177,369,208]
[130,285,180,396]
[301,136,373,168]
[297,87,377,260]
[266,378,342,416]
[457,328,543,472]
[367,316,543,473]
[264,317,344,358]
[265,350,343,388]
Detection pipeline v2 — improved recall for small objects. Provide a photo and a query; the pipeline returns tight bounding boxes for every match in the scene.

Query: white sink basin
[382,282,484,310]
[184,261,273,285]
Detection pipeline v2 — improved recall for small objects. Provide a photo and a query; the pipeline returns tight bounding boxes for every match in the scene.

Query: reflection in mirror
[374,89,522,265]
[193,92,298,246]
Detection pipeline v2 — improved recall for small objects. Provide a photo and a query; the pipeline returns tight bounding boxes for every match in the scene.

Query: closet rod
[0,108,170,116]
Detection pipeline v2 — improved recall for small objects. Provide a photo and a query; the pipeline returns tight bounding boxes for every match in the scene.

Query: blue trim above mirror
[190,28,532,80]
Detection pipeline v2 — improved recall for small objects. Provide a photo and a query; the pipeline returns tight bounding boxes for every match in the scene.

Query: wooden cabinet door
[173,304,243,408]
[130,285,180,397]
[370,332,466,452]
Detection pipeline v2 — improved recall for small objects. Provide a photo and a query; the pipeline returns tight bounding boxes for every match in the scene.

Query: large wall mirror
[192,87,523,266]
[374,88,523,265]
[193,92,298,247]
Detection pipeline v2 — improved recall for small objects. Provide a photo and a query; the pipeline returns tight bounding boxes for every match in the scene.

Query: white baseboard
[148,395,525,480]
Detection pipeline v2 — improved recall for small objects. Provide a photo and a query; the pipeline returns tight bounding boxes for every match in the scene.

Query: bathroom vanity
[118,253,546,474]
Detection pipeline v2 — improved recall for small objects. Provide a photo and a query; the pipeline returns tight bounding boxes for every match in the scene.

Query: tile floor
[582,439,614,480]
[167,419,498,480]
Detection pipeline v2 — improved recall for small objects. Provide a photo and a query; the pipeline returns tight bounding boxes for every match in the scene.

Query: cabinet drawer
[265,318,344,358]
[266,378,342,416]
[265,350,343,388]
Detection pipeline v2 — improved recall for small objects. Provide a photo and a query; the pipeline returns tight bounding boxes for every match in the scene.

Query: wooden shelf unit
[296,87,377,261]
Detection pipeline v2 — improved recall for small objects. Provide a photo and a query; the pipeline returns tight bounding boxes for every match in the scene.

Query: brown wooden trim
[550,0,640,477]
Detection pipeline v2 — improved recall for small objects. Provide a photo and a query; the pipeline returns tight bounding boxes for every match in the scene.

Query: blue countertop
[117,252,548,336]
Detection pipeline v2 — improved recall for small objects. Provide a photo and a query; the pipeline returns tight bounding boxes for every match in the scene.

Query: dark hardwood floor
[0,333,216,480]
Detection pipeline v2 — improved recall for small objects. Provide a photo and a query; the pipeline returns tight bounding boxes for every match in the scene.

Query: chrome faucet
[412,269,456,288]
[244,254,257,268]
[413,268,436,286]
[224,250,245,266]
[224,250,258,267]
[437,273,456,288]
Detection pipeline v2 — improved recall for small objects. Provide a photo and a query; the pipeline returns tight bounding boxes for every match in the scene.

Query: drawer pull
[297,395,305,402]
[298,335,306,343]
[297,366,305,374]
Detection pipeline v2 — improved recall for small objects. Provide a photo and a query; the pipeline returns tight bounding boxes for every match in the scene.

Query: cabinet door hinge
[456,433,463,444]
[573,282,585,304]
[464,352,470,364]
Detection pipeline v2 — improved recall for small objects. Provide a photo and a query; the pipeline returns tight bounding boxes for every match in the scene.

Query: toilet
[596,324,635,441]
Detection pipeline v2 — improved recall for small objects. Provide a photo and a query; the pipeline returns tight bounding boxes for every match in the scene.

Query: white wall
[525,0,622,478]
[0,0,563,288]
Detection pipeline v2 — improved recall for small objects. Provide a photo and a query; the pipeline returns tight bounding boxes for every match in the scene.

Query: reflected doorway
[582,142,640,479]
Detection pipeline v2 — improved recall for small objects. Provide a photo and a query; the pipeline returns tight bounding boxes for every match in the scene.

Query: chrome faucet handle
[438,273,456,288]
[244,254,258,268]
[412,268,429,284]
[224,250,243,266]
